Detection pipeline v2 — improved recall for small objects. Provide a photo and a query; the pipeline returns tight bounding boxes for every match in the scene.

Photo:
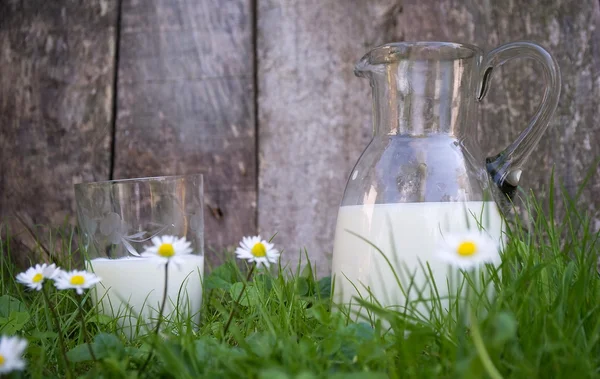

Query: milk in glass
[87,255,204,337]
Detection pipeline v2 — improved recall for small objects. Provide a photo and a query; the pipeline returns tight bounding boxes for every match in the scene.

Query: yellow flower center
[158,243,175,258]
[457,241,477,257]
[0,354,4,365]
[70,275,85,286]
[251,242,267,257]
[32,273,44,283]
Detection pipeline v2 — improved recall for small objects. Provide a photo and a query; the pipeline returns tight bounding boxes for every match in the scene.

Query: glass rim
[74,173,203,188]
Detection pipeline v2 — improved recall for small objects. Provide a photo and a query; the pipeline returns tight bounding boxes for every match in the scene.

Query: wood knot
[207,205,224,220]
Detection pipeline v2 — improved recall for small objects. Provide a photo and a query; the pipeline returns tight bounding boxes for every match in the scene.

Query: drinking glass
[74,174,204,336]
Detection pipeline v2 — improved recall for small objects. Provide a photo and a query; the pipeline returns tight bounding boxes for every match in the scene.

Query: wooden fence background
[1,0,599,275]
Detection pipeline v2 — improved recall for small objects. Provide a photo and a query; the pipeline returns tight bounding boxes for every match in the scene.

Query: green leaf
[206,261,240,289]
[246,332,275,357]
[246,285,262,306]
[0,295,26,316]
[30,331,58,340]
[328,373,388,379]
[205,275,232,290]
[67,333,124,362]
[254,274,273,294]
[195,337,245,363]
[0,296,30,333]
[490,311,517,347]
[259,368,291,379]
[67,343,94,362]
[300,263,314,279]
[230,283,260,307]
[194,338,220,362]
[296,277,309,296]
[455,352,485,379]
[346,322,375,341]
[0,311,30,334]
[357,341,387,363]
[307,304,330,323]
[90,313,114,326]
[93,333,125,357]
[125,346,149,360]
[317,276,331,298]
[321,337,341,355]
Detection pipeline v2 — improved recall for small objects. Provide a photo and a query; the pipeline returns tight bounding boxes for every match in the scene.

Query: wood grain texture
[399,0,600,223]
[114,0,256,265]
[257,0,403,275]
[2,0,598,274]
[0,0,117,263]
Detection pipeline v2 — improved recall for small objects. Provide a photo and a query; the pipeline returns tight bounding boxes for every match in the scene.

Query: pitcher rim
[355,41,483,75]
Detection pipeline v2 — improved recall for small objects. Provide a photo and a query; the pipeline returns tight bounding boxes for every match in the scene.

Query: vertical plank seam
[109,0,124,180]
[252,0,260,233]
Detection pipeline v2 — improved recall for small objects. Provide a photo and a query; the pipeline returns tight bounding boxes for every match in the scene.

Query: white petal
[235,250,254,260]
[235,246,250,255]
[247,236,261,246]
[12,360,26,370]
[235,244,251,252]
[240,237,253,250]
[254,257,270,268]
[144,246,159,256]
[170,256,184,271]
[152,256,168,266]
[43,264,59,278]
[151,236,162,246]
[15,339,27,354]
[15,273,28,284]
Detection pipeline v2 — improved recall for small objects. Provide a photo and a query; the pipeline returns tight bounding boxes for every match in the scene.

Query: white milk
[87,255,204,337]
[331,201,503,321]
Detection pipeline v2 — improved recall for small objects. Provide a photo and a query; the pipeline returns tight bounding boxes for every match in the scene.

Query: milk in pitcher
[331,201,504,320]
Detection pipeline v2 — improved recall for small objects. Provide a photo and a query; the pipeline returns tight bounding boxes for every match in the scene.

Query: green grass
[1,186,600,379]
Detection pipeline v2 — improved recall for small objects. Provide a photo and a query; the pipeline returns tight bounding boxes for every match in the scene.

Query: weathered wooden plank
[114,0,256,264]
[399,0,600,221]
[257,0,403,275]
[0,0,117,264]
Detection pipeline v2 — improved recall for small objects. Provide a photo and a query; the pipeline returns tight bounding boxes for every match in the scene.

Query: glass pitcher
[331,41,560,320]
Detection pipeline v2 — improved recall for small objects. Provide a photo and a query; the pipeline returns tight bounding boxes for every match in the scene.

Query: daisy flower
[0,335,27,374]
[235,236,280,268]
[16,263,60,291]
[54,270,102,295]
[437,230,500,269]
[141,235,192,269]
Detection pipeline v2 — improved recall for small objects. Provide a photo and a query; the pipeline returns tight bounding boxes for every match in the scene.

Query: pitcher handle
[477,41,561,198]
